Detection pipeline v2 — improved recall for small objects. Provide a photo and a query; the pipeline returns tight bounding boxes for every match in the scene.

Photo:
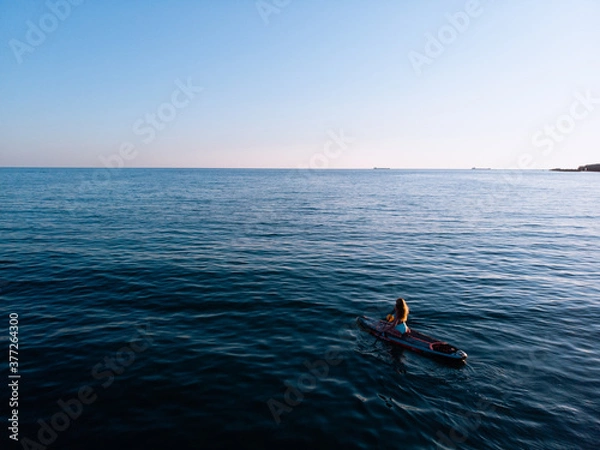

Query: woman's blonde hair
[395,298,409,322]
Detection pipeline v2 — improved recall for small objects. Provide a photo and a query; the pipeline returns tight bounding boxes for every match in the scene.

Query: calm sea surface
[1,168,599,449]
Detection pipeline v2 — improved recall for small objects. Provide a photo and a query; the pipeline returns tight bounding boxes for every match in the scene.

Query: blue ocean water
[1,168,599,449]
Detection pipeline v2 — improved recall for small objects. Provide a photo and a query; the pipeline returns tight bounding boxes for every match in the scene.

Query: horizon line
[0,166,562,171]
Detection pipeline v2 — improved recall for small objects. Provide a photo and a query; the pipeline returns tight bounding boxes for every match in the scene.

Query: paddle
[371,309,395,346]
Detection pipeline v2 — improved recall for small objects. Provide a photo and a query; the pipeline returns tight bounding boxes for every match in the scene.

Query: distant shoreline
[550,163,600,172]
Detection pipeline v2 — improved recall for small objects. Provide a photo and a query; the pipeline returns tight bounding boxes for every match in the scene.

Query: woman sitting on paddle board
[386,298,410,334]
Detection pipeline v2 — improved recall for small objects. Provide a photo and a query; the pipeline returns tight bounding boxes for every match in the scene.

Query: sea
[0,168,599,449]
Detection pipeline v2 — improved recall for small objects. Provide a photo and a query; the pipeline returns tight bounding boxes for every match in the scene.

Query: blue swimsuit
[395,322,408,334]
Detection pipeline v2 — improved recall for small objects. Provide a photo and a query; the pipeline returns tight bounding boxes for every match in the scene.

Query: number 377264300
[9,313,19,373]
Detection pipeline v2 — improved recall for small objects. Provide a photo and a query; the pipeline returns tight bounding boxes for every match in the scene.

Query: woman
[387,297,410,334]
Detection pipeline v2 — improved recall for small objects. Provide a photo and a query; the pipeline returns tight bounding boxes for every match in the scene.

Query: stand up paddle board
[357,316,467,363]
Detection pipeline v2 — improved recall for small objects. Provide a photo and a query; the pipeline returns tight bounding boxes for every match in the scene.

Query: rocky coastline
[550,163,600,172]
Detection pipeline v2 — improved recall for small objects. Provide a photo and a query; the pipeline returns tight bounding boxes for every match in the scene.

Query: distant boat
[471,167,491,170]
[373,167,390,170]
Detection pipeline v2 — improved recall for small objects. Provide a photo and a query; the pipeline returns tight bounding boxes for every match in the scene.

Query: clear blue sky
[1,0,599,168]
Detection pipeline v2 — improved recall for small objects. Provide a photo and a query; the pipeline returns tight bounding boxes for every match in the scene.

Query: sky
[1,0,599,169]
